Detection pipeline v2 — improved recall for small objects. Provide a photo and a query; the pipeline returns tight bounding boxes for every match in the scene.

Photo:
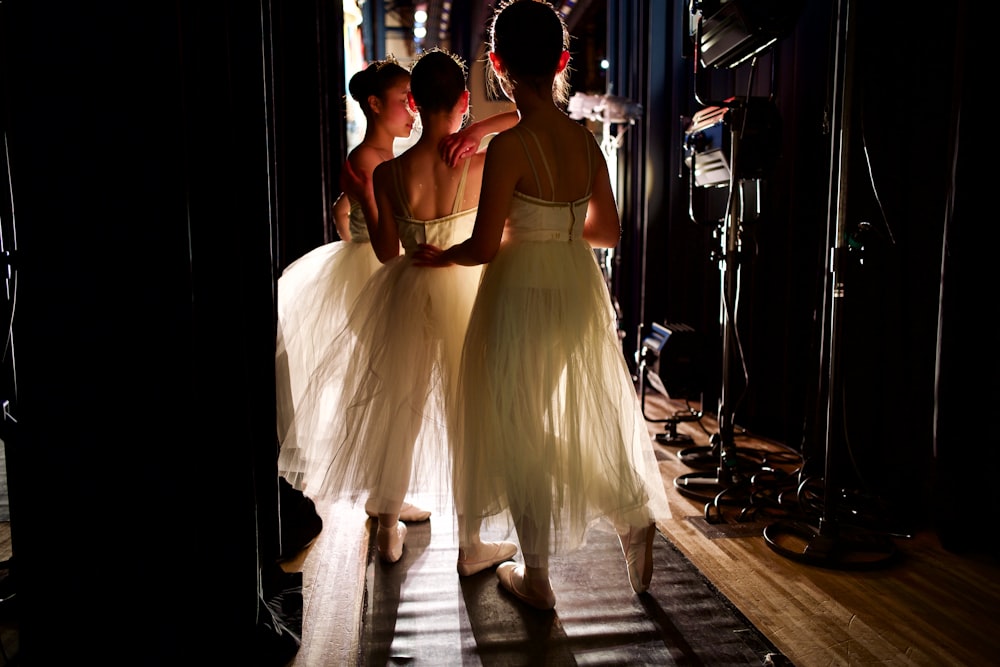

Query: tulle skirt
[455,238,671,557]
[290,251,483,517]
[276,239,381,488]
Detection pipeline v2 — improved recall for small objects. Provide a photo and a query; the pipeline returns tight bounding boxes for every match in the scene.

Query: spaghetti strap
[516,125,596,200]
[516,127,556,197]
[392,158,471,218]
[512,127,544,197]
[391,160,413,219]
[451,158,472,215]
[520,126,556,197]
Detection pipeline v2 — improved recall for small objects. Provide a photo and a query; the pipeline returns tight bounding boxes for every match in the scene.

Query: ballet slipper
[618,523,656,594]
[457,540,518,577]
[397,502,431,522]
[377,520,407,563]
[496,562,556,610]
[365,500,431,523]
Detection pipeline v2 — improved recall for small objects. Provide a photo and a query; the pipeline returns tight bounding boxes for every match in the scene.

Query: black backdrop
[1,0,348,662]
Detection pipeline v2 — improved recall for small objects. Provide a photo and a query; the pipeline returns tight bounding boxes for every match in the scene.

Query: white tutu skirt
[290,251,483,515]
[456,238,672,556]
[276,239,381,488]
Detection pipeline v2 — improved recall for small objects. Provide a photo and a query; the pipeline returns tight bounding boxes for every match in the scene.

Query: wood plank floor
[640,393,1000,667]
[284,387,1000,666]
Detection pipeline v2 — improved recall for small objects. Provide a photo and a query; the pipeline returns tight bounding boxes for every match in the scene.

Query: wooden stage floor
[282,389,1000,666]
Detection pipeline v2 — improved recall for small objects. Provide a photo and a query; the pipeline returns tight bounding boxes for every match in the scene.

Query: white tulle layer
[287,248,483,516]
[276,239,381,487]
[455,237,672,557]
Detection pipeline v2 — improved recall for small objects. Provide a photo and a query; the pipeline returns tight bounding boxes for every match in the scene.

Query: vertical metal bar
[819,0,856,534]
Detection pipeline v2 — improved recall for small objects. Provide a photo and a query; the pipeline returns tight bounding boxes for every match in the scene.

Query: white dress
[291,158,482,514]
[456,125,671,557]
[275,201,382,489]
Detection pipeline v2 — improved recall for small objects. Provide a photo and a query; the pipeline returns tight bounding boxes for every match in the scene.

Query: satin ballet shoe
[398,502,432,522]
[377,520,407,564]
[496,562,556,611]
[618,523,656,594]
[365,500,431,523]
[457,541,518,577]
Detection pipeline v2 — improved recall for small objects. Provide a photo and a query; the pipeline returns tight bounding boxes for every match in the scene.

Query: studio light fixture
[683,97,782,188]
[696,0,806,69]
[639,322,705,402]
[683,105,730,188]
[637,323,704,445]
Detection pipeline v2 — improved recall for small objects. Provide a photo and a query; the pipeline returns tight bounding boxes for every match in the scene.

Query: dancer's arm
[332,192,351,241]
[439,110,519,168]
[370,161,402,263]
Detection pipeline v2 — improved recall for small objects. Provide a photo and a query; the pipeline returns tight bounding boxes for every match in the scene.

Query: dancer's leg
[498,491,556,609]
[456,513,518,576]
[376,512,407,563]
[612,496,656,594]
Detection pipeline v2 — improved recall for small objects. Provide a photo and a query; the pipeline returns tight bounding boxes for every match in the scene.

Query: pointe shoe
[398,501,432,522]
[619,523,656,594]
[377,520,407,563]
[366,500,431,523]
[496,562,556,610]
[457,540,518,577]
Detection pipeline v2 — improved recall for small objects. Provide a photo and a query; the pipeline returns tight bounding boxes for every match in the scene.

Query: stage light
[639,322,705,402]
[683,97,781,188]
[684,105,730,188]
[696,0,805,69]
[412,3,428,48]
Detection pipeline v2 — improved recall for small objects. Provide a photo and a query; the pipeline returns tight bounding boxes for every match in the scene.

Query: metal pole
[819,0,856,537]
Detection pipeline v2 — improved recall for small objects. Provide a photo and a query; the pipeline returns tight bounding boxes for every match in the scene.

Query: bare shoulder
[372,158,396,193]
[491,125,524,146]
[372,158,392,179]
[462,151,489,190]
[484,127,525,161]
[349,144,385,177]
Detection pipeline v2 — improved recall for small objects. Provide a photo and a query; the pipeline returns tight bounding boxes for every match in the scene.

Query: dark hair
[409,48,467,114]
[489,0,571,105]
[348,56,410,118]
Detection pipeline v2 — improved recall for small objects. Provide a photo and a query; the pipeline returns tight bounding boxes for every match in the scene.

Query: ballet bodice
[397,210,477,252]
[391,157,477,253]
[504,193,589,243]
[503,125,594,244]
[348,201,370,243]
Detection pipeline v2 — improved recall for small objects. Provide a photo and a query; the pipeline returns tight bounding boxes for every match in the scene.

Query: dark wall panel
[2,1,279,661]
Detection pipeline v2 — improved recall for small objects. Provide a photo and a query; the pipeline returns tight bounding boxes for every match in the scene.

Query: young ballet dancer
[413,0,671,610]
[276,56,430,523]
[293,48,520,573]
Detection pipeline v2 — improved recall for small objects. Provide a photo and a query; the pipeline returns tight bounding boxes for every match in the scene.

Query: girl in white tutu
[414,0,671,610]
[276,57,430,522]
[293,48,520,574]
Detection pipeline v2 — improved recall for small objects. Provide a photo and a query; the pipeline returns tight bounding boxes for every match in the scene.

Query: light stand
[762,0,896,568]
[675,103,766,503]
[673,1,803,509]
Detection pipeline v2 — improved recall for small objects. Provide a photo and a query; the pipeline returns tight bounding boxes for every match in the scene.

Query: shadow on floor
[362,518,791,665]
